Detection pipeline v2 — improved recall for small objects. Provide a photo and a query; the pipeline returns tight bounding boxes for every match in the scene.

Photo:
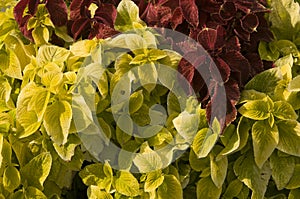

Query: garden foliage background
[0,0,300,198]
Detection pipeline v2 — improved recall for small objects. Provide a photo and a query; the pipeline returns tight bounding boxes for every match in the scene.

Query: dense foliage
[0,0,300,199]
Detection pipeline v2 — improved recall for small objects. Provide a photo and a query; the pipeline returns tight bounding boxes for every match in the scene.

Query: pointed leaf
[252,120,279,168]
[144,171,164,192]
[157,175,183,199]
[277,120,300,156]
[3,166,21,192]
[196,177,222,199]
[273,101,298,120]
[115,171,139,197]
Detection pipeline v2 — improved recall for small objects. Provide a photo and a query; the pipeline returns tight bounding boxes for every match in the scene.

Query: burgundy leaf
[70,0,93,20]
[94,4,117,27]
[219,1,237,21]
[171,7,183,29]
[14,0,29,25]
[71,17,91,40]
[178,58,195,84]
[197,28,217,51]
[224,36,241,52]
[211,57,231,83]
[180,0,199,28]
[221,51,251,85]
[28,0,39,15]
[45,0,68,26]
[89,23,119,40]
[244,53,264,77]
[234,20,250,41]
[241,13,259,33]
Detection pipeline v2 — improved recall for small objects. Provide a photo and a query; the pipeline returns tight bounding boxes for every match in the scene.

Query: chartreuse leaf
[234,151,271,199]
[219,124,240,156]
[196,177,222,199]
[25,186,47,199]
[192,128,218,158]
[277,120,300,156]
[20,152,52,190]
[32,26,49,46]
[286,165,300,189]
[16,83,42,138]
[129,90,144,114]
[44,100,72,146]
[3,49,22,80]
[269,0,300,40]
[0,77,11,103]
[210,146,228,188]
[144,170,164,192]
[239,90,267,104]
[258,41,280,61]
[79,162,113,192]
[53,134,81,161]
[37,45,70,67]
[252,120,279,168]
[114,0,146,32]
[87,185,113,199]
[115,171,139,197]
[133,149,163,173]
[157,175,183,199]
[270,151,295,190]
[238,97,273,120]
[70,40,97,57]
[245,68,282,95]
[288,75,300,92]
[0,134,3,168]
[273,101,298,120]
[223,179,244,198]
[289,188,300,199]
[138,63,158,92]
[3,165,21,192]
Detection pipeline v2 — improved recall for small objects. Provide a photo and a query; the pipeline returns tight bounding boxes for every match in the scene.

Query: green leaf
[238,97,273,120]
[21,152,52,190]
[277,120,300,156]
[25,186,47,199]
[210,146,228,188]
[275,40,299,56]
[138,63,158,92]
[273,101,298,120]
[196,177,222,199]
[245,68,282,95]
[28,89,50,121]
[87,186,113,199]
[157,175,183,199]
[219,124,240,155]
[3,166,20,192]
[79,162,113,192]
[144,170,164,192]
[234,151,271,199]
[289,188,300,199]
[0,77,11,103]
[223,179,244,198]
[70,40,97,57]
[32,26,49,46]
[258,41,280,61]
[133,150,163,173]
[269,0,300,40]
[115,171,139,197]
[239,89,267,104]
[44,100,72,146]
[252,120,279,168]
[192,128,218,158]
[37,45,70,67]
[173,111,199,143]
[286,165,300,189]
[270,151,295,190]
[53,134,81,161]
[114,0,146,32]
[129,90,144,114]
[288,75,300,92]
[4,49,22,80]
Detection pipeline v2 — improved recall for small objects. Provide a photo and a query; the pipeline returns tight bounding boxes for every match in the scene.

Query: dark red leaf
[28,0,39,15]
[234,20,250,41]
[71,17,91,40]
[70,0,93,20]
[171,7,183,29]
[45,0,68,26]
[197,28,217,51]
[241,13,259,33]
[180,0,199,28]
[211,57,230,83]
[219,1,236,21]
[14,0,29,25]
[89,23,119,40]
[94,4,117,27]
